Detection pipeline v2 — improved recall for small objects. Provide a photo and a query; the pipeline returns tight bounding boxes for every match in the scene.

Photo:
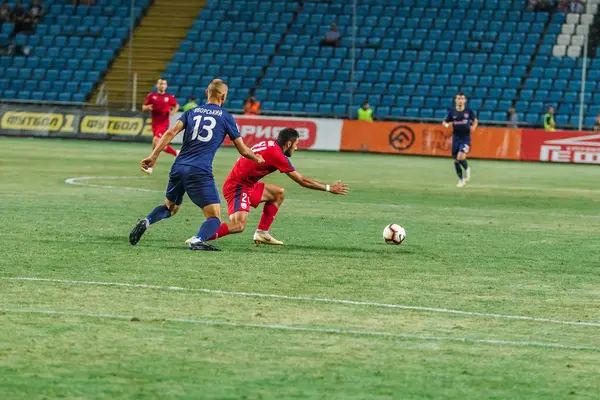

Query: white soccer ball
[383,224,406,245]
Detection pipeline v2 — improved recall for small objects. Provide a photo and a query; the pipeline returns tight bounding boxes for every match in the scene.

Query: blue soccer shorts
[452,136,471,158]
[165,164,220,208]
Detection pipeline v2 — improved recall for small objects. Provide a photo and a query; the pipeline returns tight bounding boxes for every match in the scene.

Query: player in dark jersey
[443,92,478,187]
[184,128,349,246]
[142,78,179,173]
[129,79,264,251]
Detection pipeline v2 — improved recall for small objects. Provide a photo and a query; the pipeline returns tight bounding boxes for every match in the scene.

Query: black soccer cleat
[189,241,221,251]
[129,220,147,245]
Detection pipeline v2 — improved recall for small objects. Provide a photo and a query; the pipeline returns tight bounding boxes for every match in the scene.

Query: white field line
[4,277,600,328]
[468,184,600,194]
[341,181,600,195]
[64,176,600,220]
[1,308,597,352]
[65,176,162,193]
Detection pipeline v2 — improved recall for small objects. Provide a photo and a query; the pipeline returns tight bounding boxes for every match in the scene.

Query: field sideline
[1,137,599,399]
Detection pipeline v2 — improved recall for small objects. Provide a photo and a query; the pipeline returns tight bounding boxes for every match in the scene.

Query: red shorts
[152,122,169,137]
[222,181,265,216]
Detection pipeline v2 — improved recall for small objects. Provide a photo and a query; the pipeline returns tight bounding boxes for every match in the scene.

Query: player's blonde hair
[207,79,228,98]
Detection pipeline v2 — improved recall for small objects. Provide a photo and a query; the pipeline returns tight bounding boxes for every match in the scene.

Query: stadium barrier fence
[340,120,522,160]
[520,129,600,164]
[0,104,154,140]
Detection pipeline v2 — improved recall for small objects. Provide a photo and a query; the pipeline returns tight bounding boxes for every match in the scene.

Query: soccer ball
[383,224,406,245]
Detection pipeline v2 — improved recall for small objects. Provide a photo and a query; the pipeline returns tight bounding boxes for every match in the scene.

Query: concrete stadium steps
[92,0,206,109]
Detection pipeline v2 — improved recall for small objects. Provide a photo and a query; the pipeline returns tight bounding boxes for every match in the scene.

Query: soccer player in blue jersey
[443,92,478,188]
[129,79,265,251]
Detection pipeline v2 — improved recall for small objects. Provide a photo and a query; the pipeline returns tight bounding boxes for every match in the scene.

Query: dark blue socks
[459,159,469,170]
[197,217,221,242]
[146,205,172,226]
[454,161,463,179]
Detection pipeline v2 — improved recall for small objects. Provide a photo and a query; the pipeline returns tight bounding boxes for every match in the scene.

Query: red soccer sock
[164,145,177,156]
[206,223,230,241]
[257,202,279,231]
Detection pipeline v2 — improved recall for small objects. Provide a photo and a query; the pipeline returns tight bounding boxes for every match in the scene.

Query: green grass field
[1,136,599,399]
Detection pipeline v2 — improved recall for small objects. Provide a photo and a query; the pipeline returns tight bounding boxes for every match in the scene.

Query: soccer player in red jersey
[186,128,349,246]
[142,78,179,174]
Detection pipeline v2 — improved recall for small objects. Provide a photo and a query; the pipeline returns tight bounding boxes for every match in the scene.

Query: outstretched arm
[286,171,349,194]
[140,120,183,171]
[232,137,265,164]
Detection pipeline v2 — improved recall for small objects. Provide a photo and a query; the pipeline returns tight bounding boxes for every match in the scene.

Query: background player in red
[186,128,349,246]
[142,78,180,174]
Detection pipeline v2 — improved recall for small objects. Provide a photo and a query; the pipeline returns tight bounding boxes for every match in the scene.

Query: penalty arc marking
[64,176,600,220]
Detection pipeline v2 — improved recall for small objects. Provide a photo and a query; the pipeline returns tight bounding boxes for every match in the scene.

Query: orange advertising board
[340,121,522,160]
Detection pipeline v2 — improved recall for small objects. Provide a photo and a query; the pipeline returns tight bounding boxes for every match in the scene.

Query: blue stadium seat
[18,69,31,80]
[482,100,498,111]
[525,113,539,125]
[489,88,502,99]
[24,80,37,91]
[493,112,507,122]
[556,115,569,126]
[503,89,517,100]
[498,100,512,111]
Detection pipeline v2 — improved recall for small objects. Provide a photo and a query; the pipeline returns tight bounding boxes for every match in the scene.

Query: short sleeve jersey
[173,104,241,174]
[225,140,295,187]
[144,92,177,128]
[444,108,477,138]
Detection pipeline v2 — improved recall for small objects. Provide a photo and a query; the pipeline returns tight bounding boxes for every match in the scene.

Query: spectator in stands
[10,43,29,56]
[10,1,25,23]
[507,107,518,128]
[10,8,34,38]
[244,96,261,115]
[29,0,44,24]
[319,23,341,47]
[594,113,600,131]
[570,0,585,13]
[183,96,198,112]
[544,106,556,131]
[0,2,11,24]
[357,101,374,122]
[530,0,552,11]
[557,0,571,13]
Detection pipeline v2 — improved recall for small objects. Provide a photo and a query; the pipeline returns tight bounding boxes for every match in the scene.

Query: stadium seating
[162,0,300,110]
[4,0,600,128]
[159,0,600,128]
[0,0,150,103]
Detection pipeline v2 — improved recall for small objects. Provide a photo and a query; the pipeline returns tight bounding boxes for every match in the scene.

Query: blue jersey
[173,104,241,173]
[444,107,477,138]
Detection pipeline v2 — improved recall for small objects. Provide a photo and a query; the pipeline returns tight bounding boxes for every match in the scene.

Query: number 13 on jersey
[191,115,216,142]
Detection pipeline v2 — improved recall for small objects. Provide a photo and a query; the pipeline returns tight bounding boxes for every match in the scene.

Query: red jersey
[226,140,295,187]
[144,92,177,129]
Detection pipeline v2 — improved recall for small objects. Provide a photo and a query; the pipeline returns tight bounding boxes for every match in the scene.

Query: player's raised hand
[140,156,156,172]
[255,154,265,164]
[330,180,349,195]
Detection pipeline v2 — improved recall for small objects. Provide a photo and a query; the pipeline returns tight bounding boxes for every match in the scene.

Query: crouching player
[186,128,349,246]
